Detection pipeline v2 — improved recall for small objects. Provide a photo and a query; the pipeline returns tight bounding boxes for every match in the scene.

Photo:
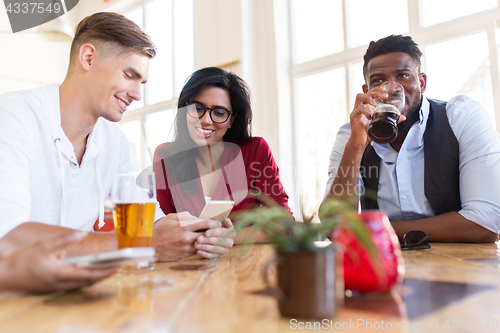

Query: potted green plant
[233,196,377,319]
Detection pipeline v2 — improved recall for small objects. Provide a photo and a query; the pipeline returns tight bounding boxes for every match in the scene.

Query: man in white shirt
[0,12,234,260]
[324,34,500,242]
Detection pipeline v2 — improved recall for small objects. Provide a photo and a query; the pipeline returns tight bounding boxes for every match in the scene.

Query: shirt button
[402,195,408,200]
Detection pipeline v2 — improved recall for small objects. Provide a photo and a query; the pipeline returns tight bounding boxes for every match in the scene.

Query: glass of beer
[367,81,405,144]
[111,172,156,273]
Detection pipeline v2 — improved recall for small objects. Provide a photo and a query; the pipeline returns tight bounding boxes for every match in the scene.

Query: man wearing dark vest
[324,35,500,243]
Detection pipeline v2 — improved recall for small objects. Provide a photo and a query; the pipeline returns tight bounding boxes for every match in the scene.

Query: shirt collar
[419,97,429,125]
[371,95,428,162]
[42,84,62,143]
[46,84,101,164]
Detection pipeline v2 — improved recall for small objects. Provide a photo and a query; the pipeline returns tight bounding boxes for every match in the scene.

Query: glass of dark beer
[367,81,405,144]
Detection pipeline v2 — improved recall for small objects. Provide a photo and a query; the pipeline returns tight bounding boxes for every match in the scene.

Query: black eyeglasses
[400,230,431,251]
[186,101,233,124]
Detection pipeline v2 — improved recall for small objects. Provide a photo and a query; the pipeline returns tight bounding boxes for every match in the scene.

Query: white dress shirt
[325,96,500,233]
[0,85,165,238]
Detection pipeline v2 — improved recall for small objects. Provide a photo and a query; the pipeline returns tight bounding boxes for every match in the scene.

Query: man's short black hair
[363,35,423,75]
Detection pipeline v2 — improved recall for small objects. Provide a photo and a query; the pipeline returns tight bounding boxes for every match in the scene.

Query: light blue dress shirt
[325,96,500,233]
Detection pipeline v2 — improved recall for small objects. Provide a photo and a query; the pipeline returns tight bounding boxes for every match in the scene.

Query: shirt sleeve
[0,95,38,238]
[152,146,176,217]
[323,122,353,199]
[448,96,500,233]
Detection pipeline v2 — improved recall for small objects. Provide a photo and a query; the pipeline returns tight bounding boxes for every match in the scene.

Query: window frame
[117,0,192,169]
[286,0,500,217]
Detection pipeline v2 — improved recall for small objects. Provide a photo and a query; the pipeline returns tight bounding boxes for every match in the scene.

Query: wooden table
[1,242,500,332]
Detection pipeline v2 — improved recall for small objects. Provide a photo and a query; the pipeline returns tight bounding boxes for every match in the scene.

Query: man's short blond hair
[69,12,156,67]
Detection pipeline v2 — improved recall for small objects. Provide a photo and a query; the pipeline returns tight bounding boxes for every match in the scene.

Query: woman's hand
[194,219,236,259]
[0,232,117,293]
[152,212,222,261]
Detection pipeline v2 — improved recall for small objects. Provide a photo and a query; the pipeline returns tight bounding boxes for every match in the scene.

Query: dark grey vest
[360,98,462,215]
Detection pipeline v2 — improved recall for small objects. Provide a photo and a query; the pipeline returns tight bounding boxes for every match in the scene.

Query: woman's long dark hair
[163,67,253,191]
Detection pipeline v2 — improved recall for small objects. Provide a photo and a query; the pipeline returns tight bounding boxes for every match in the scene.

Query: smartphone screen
[196,200,234,232]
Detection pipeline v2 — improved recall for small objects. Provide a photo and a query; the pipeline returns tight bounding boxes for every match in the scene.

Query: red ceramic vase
[333,210,404,293]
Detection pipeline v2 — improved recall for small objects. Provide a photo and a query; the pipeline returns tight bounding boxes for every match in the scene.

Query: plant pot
[333,210,404,293]
[262,246,343,319]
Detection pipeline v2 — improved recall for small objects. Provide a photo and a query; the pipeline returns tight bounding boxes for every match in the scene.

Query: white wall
[0,6,70,95]
[193,0,242,71]
[0,0,143,96]
[192,0,281,160]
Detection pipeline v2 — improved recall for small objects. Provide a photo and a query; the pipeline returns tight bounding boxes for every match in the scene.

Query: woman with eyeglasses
[153,67,291,254]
